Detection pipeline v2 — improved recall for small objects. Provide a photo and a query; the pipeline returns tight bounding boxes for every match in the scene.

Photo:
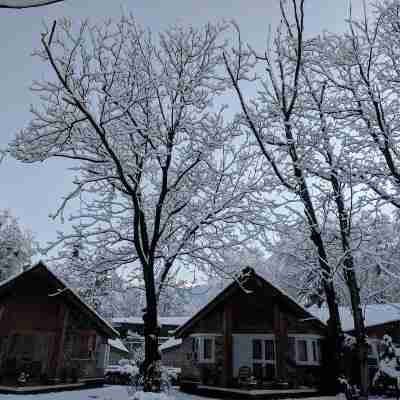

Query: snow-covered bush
[372,334,400,390]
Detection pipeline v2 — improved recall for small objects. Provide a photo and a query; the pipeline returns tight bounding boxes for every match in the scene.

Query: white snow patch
[309,303,400,331]
[159,338,182,351]
[132,391,170,400]
[109,338,130,353]
[112,317,190,327]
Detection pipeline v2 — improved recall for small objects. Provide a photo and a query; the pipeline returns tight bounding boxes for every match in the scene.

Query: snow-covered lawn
[0,386,222,400]
[1,387,395,400]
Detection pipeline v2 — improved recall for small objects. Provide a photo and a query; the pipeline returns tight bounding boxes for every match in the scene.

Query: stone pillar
[273,303,288,381]
[222,304,233,387]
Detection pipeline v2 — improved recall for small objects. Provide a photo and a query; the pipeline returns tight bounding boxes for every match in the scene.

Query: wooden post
[222,304,233,387]
[49,303,69,381]
[273,303,288,382]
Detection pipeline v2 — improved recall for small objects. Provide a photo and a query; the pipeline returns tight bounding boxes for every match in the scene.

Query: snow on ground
[0,387,394,400]
[0,386,221,400]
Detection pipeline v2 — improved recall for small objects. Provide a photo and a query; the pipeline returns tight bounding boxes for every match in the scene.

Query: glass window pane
[252,339,262,360]
[203,338,213,360]
[265,340,275,361]
[312,341,317,362]
[297,340,308,362]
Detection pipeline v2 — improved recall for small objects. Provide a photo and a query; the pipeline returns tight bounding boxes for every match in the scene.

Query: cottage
[0,261,119,390]
[174,268,327,390]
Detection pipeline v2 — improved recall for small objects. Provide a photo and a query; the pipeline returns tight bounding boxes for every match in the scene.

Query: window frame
[288,334,322,366]
[190,335,217,363]
[250,334,276,381]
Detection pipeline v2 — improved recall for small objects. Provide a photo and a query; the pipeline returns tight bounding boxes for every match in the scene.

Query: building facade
[174,268,327,389]
[0,262,118,388]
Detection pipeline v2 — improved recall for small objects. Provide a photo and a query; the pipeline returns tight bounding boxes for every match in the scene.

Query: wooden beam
[222,304,233,387]
[273,303,288,381]
[49,303,69,381]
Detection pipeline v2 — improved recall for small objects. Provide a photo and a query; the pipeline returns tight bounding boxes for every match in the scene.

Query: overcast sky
[0,0,364,249]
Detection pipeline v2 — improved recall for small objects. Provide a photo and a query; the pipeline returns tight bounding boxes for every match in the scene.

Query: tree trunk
[331,171,369,396]
[142,261,161,392]
[344,261,369,397]
[285,124,344,392]
[311,227,344,394]
[143,305,160,391]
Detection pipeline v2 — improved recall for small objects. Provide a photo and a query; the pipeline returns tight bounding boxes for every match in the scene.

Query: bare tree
[0,209,36,281]
[299,64,370,393]
[310,0,400,210]
[224,0,344,390]
[9,17,258,390]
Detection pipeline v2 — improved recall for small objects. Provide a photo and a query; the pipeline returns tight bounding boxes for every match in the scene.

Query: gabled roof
[0,261,119,338]
[175,267,326,338]
[310,303,400,332]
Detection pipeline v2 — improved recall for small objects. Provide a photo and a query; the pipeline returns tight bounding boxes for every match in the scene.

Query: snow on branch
[0,0,63,8]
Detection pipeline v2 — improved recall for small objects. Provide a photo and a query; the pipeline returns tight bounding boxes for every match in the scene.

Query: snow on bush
[373,334,400,387]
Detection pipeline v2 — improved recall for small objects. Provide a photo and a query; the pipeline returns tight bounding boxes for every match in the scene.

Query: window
[251,336,276,381]
[297,340,308,362]
[251,338,275,364]
[289,335,322,365]
[311,339,322,362]
[252,339,262,360]
[191,336,215,363]
[203,338,213,361]
[265,339,275,361]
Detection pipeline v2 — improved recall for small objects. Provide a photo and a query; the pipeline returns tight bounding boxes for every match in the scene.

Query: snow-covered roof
[309,303,400,332]
[159,337,182,351]
[108,338,129,353]
[111,316,190,327]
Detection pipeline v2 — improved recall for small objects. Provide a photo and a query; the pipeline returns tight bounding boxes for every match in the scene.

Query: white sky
[0,0,364,249]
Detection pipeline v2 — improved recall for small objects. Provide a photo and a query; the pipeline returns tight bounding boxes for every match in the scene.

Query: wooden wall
[179,280,326,388]
[0,287,107,383]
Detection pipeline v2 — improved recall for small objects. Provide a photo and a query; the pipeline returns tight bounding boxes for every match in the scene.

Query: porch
[0,378,105,394]
[0,329,105,387]
[182,383,320,399]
